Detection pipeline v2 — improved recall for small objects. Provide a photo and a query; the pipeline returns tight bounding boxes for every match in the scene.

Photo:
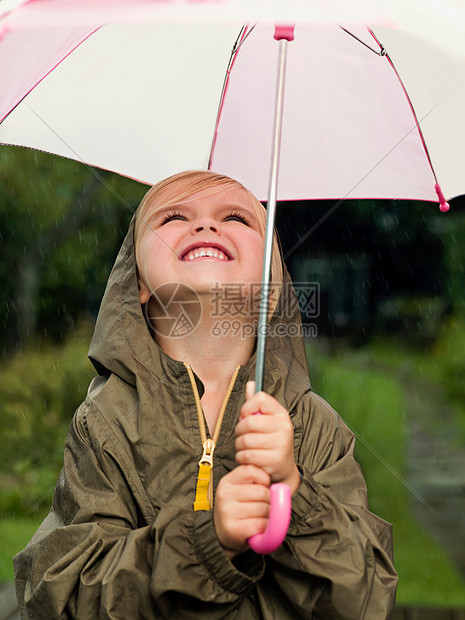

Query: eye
[160,211,186,225]
[224,211,250,225]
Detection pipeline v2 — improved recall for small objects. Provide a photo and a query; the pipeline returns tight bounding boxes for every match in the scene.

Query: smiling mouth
[181,246,231,262]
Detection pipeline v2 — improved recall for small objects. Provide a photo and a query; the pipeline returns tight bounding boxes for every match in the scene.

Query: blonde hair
[134,170,283,289]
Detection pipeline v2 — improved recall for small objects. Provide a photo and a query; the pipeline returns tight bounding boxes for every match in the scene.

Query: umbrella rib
[316,26,440,192]
[338,26,386,56]
[231,23,256,55]
[0,26,102,125]
[208,24,256,170]
[369,28,439,184]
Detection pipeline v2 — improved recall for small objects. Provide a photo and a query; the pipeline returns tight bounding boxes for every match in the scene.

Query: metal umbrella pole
[255,25,294,392]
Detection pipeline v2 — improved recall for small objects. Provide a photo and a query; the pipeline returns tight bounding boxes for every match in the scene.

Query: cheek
[248,235,264,267]
[139,230,176,264]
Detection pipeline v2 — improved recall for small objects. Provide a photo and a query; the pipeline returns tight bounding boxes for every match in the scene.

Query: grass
[0,514,47,580]
[309,343,465,605]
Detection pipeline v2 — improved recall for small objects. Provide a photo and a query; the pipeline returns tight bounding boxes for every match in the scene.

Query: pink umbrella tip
[435,184,450,212]
[274,25,295,41]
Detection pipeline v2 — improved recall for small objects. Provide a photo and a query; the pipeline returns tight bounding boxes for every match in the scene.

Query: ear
[138,278,151,304]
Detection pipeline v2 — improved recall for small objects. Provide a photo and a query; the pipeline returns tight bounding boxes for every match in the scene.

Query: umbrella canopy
[1,1,465,207]
[210,22,465,205]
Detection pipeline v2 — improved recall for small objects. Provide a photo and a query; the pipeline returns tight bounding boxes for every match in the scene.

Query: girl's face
[137,183,264,304]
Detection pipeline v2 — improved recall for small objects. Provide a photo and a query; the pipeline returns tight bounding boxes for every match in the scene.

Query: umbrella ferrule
[274,25,294,42]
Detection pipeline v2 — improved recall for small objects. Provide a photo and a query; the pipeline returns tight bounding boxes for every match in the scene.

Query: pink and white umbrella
[2,0,465,553]
[1,1,464,208]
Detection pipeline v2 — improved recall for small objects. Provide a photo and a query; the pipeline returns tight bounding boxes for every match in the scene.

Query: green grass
[309,346,465,605]
[0,515,46,580]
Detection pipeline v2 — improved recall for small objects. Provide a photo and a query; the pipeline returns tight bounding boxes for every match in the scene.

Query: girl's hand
[213,465,270,558]
[235,381,301,494]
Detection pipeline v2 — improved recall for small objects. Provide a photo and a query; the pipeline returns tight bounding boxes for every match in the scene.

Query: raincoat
[14,217,398,619]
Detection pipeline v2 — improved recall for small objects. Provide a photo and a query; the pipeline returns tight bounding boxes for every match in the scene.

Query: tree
[0,147,146,355]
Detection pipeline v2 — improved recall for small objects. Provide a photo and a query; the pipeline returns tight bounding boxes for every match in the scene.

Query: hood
[88,216,311,409]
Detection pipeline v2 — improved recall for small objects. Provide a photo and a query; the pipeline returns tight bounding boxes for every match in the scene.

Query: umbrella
[1,0,465,553]
[1,5,464,205]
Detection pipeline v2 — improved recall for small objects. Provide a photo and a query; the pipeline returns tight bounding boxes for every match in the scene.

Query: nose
[192,217,220,234]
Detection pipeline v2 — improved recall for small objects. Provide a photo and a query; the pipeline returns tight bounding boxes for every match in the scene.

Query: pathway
[404,373,465,578]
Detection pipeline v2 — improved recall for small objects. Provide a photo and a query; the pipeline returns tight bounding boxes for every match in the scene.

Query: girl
[15,171,397,618]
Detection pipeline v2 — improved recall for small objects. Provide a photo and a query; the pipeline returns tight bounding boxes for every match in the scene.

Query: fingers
[236,391,299,490]
[213,465,271,557]
[236,413,286,439]
[245,380,255,400]
[240,389,288,420]
[216,483,270,516]
[236,397,290,444]
[225,463,271,487]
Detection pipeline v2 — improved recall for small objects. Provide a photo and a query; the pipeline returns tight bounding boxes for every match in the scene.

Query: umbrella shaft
[255,38,288,393]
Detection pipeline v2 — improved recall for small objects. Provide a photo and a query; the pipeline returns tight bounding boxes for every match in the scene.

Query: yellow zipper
[185,363,241,510]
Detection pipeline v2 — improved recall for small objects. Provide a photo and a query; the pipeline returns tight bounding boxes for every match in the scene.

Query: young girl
[15,171,397,618]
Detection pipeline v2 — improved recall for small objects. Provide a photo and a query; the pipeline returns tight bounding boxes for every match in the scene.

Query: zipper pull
[194,439,216,511]
[199,438,215,466]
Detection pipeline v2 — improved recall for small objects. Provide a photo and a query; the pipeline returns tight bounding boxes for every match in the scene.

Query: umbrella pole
[255,27,294,393]
[249,28,295,555]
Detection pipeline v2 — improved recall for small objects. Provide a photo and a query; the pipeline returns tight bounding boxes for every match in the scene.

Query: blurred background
[1,145,465,613]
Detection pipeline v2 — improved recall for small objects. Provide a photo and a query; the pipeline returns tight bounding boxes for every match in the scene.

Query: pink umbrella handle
[246,409,292,554]
[248,482,291,554]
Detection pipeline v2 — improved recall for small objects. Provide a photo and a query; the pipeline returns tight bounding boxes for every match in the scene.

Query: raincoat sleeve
[14,399,265,620]
[259,393,398,619]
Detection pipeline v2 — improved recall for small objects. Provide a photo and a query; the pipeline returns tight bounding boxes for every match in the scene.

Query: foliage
[375,294,448,347]
[280,196,458,343]
[0,147,146,354]
[433,314,465,402]
[427,313,465,440]
[441,210,465,308]
[0,325,95,517]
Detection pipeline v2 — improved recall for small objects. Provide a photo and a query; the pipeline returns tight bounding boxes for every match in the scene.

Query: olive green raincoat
[14,217,397,618]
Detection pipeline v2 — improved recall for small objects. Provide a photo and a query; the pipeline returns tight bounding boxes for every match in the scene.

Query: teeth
[184,247,229,261]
